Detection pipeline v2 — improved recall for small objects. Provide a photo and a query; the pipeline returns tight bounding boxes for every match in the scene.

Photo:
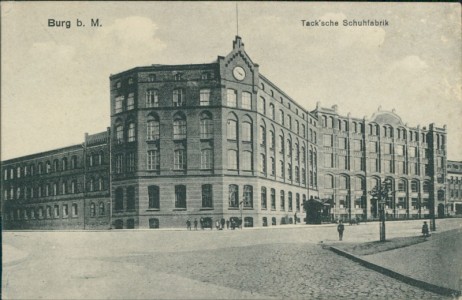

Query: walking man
[337,220,345,241]
[194,218,198,230]
[422,221,430,237]
[294,212,297,225]
[186,219,191,230]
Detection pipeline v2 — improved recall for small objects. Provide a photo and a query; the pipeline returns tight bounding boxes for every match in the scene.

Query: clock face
[233,66,246,81]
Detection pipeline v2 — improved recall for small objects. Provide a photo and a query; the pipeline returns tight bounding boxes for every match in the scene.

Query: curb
[329,246,461,298]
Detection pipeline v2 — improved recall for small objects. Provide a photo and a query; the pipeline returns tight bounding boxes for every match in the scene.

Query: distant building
[1,37,451,229]
[447,160,462,216]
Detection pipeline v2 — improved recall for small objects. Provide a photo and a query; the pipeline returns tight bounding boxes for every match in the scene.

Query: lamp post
[368,178,392,242]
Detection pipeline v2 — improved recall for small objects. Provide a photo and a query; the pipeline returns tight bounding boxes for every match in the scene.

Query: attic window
[128,77,134,85]
[116,81,121,88]
[148,74,156,82]
[174,74,182,81]
[201,73,210,80]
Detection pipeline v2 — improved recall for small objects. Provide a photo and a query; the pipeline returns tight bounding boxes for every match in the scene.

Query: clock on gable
[233,66,246,81]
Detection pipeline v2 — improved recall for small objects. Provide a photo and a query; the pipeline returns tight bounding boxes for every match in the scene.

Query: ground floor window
[126,219,135,229]
[262,217,268,227]
[244,217,253,227]
[114,219,123,229]
[148,185,160,209]
[202,184,213,208]
[149,218,159,229]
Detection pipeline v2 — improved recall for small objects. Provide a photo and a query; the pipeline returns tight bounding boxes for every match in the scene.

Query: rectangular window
[242,151,252,171]
[369,141,378,153]
[115,154,124,174]
[338,155,348,170]
[228,150,238,169]
[228,185,239,208]
[173,89,184,106]
[384,143,392,154]
[126,153,135,172]
[174,150,186,170]
[259,154,266,173]
[270,157,275,176]
[323,135,333,147]
[72,203,78,217]
[115,96,124,113]
[201,149,213,169]
[398,161,406,174]
[200,89,211,106]
[396,145,404,156]
[146,90,159,107]
[175,185,186,208]
[368,158,379,172]
[324,153,333,168]
[271,189,276,210]
[338,138,347,150]
[354,157,364,171]
[202,184,213,208]
[280,190,285,211]
[242,92,252,110]
[261,187,267,209]
[127,93,135,110]
[409,146,417,158]
[243,185,253,208]
[147,150,160,170]
[147,121,160,140]
[227,89,237,107]
[354,140,363,151]
[148,186,160,209]
[54,205,59,218]
[288,192,293,211]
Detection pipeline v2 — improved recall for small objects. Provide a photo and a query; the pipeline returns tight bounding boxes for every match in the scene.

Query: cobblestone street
[4,219,459,299]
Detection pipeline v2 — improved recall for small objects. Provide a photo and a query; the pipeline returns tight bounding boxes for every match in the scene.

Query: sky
[1,2,461,161]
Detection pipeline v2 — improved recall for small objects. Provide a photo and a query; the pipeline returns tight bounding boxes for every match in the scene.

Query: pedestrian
[216,220,220,230]
[226,219,230,229]
[186,219,191,230]
[294,212,297,225]
[422,221,430,237]
[194,218,198,230]
[221,218,225,230]
[337,220,345,241]
[200,217,204,230]
[231,219,235,230]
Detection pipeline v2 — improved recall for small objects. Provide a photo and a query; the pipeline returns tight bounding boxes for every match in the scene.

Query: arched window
[173,115,187,139]
[88,178,94,192]
[115,188,123,211]
[257,96,265,113]
[339,176,349,190]
[98,177,104,190]
[242,122,252,142]
[279,109,284,125]
[90,203,96,217]
[116,125,124,143]
[322,116,327,127]
[228,184,239,208]
[201,148,213,169]
[46,161,51,173]
[227,117,237,140]
[242,151,253,171]
[295,120,300,134]
[269,103,275,120]
[127,123,136,142]
[325,174,334,188]
[259,125,266,146]
[280,190,285,210]
[411,180,419,193]
[146,117,160,141]
[261,187,267,209]
[62,158,68,171]
[243,185,253,208]
[328,116,334,128]
[200,112,213,139]
[99,202,105,215]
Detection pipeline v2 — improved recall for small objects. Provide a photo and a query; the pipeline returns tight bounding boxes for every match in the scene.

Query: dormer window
[115,81,121,88]
[148,74,156,82]
[128,77,134,85]
[201,73,209,80]
[174,73,182,81]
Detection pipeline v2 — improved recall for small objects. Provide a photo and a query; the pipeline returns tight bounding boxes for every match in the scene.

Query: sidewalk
[330,225,462,297]
[3,244,29,265]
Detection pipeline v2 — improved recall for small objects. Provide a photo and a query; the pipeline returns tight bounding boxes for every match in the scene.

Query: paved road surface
[3,219,459,299]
